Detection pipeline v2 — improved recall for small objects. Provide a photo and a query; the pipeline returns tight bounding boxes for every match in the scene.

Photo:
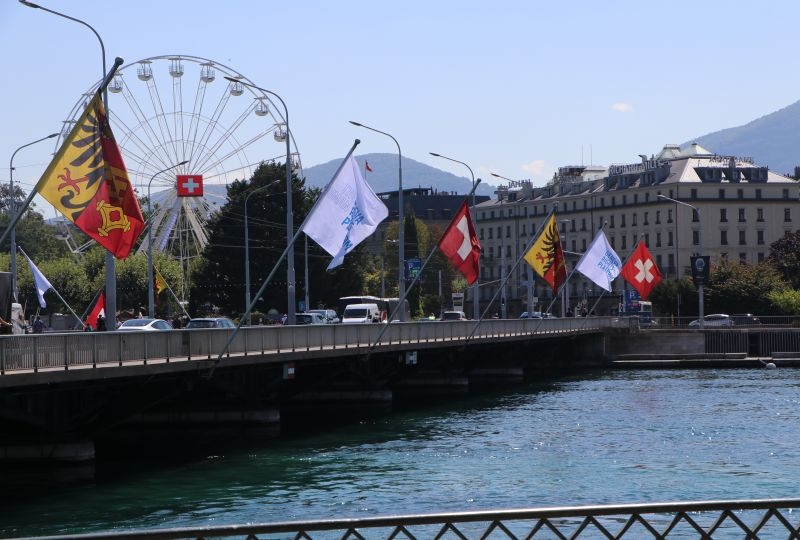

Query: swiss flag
[437,200,481,285]
[621,240,662,299]
[176,175,203,197]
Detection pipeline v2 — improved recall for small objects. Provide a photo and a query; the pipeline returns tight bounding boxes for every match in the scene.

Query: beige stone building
[474,144,800,317]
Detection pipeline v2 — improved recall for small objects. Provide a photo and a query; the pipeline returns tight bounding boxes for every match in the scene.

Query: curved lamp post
[9,132,58,298]
[223,77,295,325]
[244,180,280,325]
[429,152,480,321]
[350,121,405,321]
[147,161,188,318]
[658,194,704,328]
[20,0,121,328]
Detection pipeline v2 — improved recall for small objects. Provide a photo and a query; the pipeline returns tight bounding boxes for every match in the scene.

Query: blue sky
[2,0,798,218]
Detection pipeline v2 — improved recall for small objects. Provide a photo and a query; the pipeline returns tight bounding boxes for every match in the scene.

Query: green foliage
[648,277,698,316]
[767,289,800,315]
[705,259,787,315]
[767,230,800,288]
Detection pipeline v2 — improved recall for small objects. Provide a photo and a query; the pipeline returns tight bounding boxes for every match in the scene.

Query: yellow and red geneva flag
[523,213,567,294]
[34,92,144,259]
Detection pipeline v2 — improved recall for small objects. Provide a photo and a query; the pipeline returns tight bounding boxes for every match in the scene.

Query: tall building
[475,144,799,317]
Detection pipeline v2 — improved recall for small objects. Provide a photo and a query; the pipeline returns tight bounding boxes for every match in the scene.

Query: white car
[117,318,172,331]
[688,314,733,327]
[306,309,340,324]
[295,312,327,325]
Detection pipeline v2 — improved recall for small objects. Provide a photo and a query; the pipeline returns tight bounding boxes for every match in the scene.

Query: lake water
[2,367,799,537]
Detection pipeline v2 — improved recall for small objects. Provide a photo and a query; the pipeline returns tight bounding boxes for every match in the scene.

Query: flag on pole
[155,267,168,296]
[85,291,106,330]
[575,230,622,292]
[22,251,53,308]
[302,155,388,270]
[621,240,663,299]
[438,200,481,285]
[523,213,567,294]
[365,161,373,172]
[34,92,144,259]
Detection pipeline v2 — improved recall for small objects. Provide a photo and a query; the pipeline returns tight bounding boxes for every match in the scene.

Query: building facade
[475,144,800,317]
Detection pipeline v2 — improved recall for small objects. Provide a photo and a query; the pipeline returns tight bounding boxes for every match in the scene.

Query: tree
[767,230,800,288]
[704,259,787,315]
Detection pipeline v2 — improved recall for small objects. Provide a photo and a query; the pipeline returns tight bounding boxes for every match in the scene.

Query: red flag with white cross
[437,199,481,285]
[176,175,203,197]
[621,240,662,299]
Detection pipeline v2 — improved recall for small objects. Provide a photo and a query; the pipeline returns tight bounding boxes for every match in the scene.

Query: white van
[341,303,382,324]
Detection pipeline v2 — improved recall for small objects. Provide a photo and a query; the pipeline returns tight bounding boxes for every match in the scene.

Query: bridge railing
[11,498,800,539]
[0,316,612,375]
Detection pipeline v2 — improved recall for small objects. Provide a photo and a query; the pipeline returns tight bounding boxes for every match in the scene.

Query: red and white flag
[621,240,662,299]
[365,161,373,173]
[438,200,481,285]
[176,175,203,197]
[85,291,106,330]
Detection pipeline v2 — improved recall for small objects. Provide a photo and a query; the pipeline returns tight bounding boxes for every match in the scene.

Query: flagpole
[0,57,124,252]
[18,247,85,329]
[154,267,191,319]
[206,139,361,379]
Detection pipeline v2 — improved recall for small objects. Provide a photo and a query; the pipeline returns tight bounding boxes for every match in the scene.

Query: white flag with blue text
[301,155,388,269]
[575,230,622,292]
[23,251,53,308]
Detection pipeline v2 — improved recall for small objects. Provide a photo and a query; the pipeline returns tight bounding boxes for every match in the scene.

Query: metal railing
[0,317,609,375]
[12,498,800,539]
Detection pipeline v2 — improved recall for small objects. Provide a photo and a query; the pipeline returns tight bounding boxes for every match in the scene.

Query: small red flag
[621,240,663,299]
[85,291,106,330]
[176,175,203,197]
[365,161,373,173]
[438,200,481,285]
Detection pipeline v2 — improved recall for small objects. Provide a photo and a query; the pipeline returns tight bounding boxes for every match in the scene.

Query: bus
[338,296,410,322]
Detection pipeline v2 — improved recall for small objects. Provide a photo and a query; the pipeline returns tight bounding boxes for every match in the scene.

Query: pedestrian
[96,314,106,331]
[33,316,44,334]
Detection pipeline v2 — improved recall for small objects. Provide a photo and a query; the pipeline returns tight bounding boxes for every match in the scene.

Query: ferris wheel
[58,55,301,299]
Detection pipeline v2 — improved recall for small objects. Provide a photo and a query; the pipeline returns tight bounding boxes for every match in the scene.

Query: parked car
[185,317,236,329]
[732,313,761,326]
[295,312,327,325]
[519,311,558,319]
[440,310,467,321]
[306,309,340,324]
[688,314,733,327]
[117,318,172,331]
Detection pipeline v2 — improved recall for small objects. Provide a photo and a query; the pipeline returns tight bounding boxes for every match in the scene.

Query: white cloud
[612,102,634,113]
[521,160,547,176]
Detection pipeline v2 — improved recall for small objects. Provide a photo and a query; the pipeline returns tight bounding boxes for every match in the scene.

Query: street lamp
[20,0,120,329]
[244,179,280,325]
[9,132,58,299]
[147,161,188,318]
[223,77,296,325]
[350,121,405,321]
[658,194,704,328]
[429,152,480,320]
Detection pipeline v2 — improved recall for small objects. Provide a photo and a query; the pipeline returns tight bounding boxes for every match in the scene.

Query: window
[656,232,662,247]
[757,208,764,222]
[644,233,650,246]
[488,228,493,239]
[623,195,627,205]
[721,230,728,245]
[668,253,675,273]
[668,231,674,247]
[719,189,725,199]
[692,209,699,223]
[690,188,698,199]
[497,226,501,238]
[610,215,615,228]
[693,230,700,246]
[720,208,727,222]
[656,210,661,224]
[488,247,494,259]
[632,213,638,226]
[581,238,587,251]
[621,235,627,250]
[644,211,649,225]
[783,189,790,200]
[506,245,511,257]
[521,223,526,236]
[581,218,586,231]
[738,208,745,222]
[785,208,792,222]
[667,209,673,223]
[757,230,764,245]
[479,228,485,240]
[621,214,626,227]
[506,225,511,238]
[737,189,744,200]
[739,230,746,245]
[756,189,762,200]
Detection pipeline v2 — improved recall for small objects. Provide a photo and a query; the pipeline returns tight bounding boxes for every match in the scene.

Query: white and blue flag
[575,230,622,292]
[301,155,388,270]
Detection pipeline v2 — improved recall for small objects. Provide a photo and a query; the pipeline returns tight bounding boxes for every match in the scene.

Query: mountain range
[686,100,800,177]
